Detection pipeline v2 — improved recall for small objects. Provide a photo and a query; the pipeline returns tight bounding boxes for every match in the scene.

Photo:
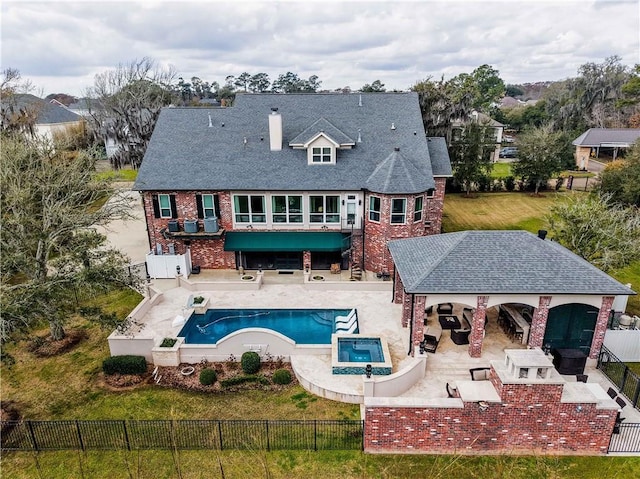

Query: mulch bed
[103,361,297,393]
[28,329,87,357]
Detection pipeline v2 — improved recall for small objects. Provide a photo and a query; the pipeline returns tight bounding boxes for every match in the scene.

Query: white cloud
[1,0,638,96]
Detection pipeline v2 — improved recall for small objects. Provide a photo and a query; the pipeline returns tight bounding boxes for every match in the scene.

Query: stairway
[350,263,363,280]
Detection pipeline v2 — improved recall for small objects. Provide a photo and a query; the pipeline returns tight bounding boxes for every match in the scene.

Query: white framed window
[233,195,266,223]
[312,147,332,163]
[414,196,423,222]
[309,195,340,223]
[158,194,172,218]
[272,195,303,223]
[202,194,216,218]
[391,198,406,224]
[369,196,381,222]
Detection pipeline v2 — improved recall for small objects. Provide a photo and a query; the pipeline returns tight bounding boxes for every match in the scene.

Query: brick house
[134,93,451,276]
[387,231,635,358]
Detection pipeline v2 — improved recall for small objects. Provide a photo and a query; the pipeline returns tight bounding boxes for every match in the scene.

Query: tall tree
[272,72,322,93]
[87,57,176,169]
[449,121,495,196]
[360,80,386,92]
[249,73,270,93]
[599,139,640,207]
[0,135,137,341]
[512,124,567,195]
[412,76,473,140]
[468,64,505,112]
[547,193,640,273]
[233,72,252,92]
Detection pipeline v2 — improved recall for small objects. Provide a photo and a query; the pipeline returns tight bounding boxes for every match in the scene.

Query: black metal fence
[0,419,363,452]
[608,423,640,453]
[597,346,640,410]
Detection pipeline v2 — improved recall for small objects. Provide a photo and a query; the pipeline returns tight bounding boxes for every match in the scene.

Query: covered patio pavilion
[388,230,636,360]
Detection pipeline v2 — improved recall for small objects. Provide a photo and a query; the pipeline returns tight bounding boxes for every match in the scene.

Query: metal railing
[608,423,640,453]
[598,346,640,410]
[0,419,363,452]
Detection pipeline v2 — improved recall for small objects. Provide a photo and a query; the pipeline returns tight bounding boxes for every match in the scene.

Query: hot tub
[331,334,392,375]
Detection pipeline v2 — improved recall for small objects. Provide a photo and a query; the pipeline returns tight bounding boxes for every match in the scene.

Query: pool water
[338,338,384,362]
[178,308,352,344]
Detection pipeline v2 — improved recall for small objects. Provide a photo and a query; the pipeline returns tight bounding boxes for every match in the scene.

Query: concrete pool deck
[119,271,640,425]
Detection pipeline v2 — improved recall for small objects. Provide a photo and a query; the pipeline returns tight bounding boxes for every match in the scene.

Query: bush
[241,351,261,374]
[272,368,292,385]
[199,368,217,386]
[220,375,270,388]
[159,338,177,348]
[505,176,516,191]
[102,355,147,375]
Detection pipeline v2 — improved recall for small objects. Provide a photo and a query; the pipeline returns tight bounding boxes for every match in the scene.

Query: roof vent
[358,94,362,107]
[538,230,547,240]
[391,123,396,130]
[357,129,362,143]
[394,147,400,152]
[208,113,212,128]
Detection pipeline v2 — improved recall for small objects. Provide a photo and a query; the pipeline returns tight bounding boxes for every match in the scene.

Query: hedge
[102,355,147,375]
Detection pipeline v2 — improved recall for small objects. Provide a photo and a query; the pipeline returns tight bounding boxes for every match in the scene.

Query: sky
[2,0,639,98]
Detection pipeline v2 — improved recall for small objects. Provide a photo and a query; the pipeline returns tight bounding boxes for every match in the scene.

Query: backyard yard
[2,191,639,477]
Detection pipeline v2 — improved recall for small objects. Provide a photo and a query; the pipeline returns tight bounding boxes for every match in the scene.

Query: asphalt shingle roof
[288,117,354,146]
[572,128,640,147]
[388,230,636,296]
[135,93,450,193]
[1,94,81,124]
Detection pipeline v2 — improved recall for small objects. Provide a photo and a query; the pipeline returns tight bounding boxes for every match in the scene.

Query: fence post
[314,420,317,451]
[633,374,640,408]
[218,421,223,450]
[361,420,365,451]
[265,420,270,451]
[75,420,85,451]
[621,367,630,391]
[27,420,38,452]
[122,420,131,451]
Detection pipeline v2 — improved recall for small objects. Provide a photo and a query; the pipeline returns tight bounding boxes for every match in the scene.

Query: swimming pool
[178,308,353,344]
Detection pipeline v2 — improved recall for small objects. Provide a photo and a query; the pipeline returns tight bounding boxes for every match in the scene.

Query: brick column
[590,296,614,359]
[529,296,551,349]
[412,295,427,355]
[393,269,404,304]
[401,291,412,328]
[468,296,489,358]
[303,251,311,270]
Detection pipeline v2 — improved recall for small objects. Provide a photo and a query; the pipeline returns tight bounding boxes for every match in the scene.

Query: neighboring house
[1,93,82,141]
[572,128,640,169]
[66,98,121,158]
[451,111,504,162]
[134,92,452,276]
[388,230,635,358]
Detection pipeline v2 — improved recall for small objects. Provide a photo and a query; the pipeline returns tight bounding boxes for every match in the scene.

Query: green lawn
[2,450,638,479]
[443,191,639,315]
[95,168,138,182]
[490,162,512,179]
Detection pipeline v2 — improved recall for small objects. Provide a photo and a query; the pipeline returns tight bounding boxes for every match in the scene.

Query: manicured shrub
[241,351,261,374]
[199,368,217,386]
[272,368,292,385]
[505,176,516,192]
[102,355,147,375]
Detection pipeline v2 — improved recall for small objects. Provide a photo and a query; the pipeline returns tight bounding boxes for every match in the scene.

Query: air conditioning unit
[167,220,179,232]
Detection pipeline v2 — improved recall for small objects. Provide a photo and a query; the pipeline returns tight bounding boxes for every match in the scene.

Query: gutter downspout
[408,292,415,356]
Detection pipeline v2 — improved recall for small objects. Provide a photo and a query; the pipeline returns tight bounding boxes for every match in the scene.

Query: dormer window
[312,147,332,163]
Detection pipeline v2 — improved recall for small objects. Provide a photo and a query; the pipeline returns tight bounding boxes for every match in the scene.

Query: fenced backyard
[0,419,363,452]
[598,346,640,410]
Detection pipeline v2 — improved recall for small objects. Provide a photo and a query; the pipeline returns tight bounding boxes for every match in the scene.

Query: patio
[113,272,640,423]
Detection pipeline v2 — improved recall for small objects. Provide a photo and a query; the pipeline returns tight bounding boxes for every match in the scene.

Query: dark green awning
[224,232,347,252]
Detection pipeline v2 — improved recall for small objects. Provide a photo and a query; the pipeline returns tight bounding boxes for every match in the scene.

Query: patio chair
[422,326,442,353]
[615,396,627,409]
[446,382,457,398]
[607,387,618,399]
[451,328,470,345]
[469,367,491,381]
[437,303,454,315]
[576,374,588,383]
